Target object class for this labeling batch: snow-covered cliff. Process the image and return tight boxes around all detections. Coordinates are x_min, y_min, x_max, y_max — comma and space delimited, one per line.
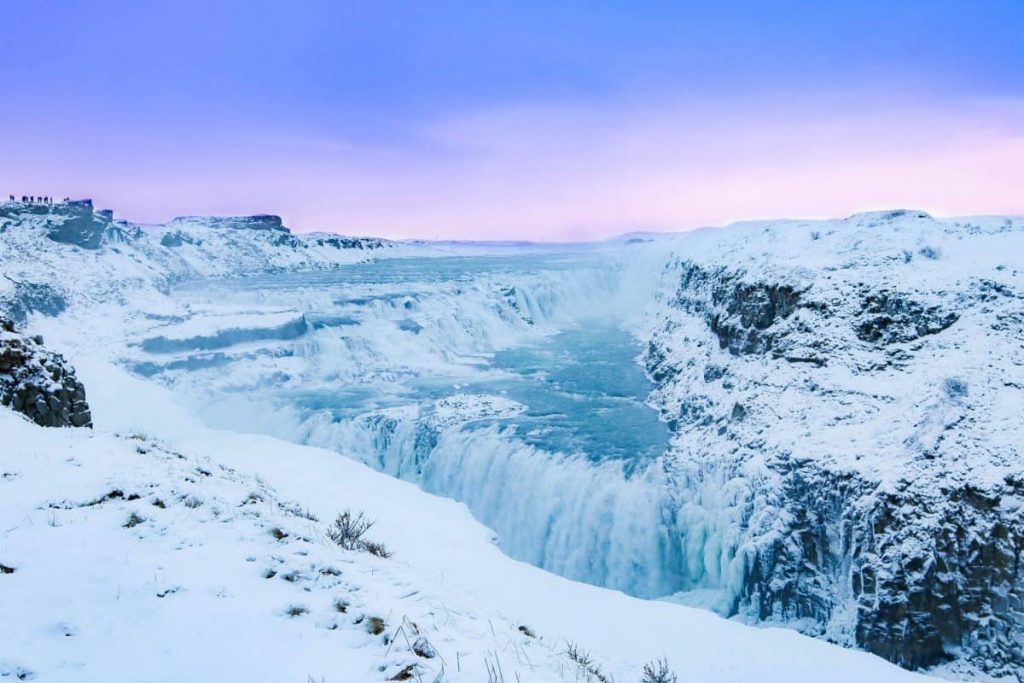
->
0, 200, 940, 683
1, 199, 1022, 680
643, 210, 1024, 676
0, 199, 393, 319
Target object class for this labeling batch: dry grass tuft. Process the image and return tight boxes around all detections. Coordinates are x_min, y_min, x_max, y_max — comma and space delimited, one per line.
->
327, 510, 392, 558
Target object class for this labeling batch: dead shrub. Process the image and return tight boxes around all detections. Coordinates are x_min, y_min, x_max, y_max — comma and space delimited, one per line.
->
389, 664, 416, 681
641, 658, 678, 683
327, 510, 392, 558
366, 616, 386, 635
565, 641, 611, 683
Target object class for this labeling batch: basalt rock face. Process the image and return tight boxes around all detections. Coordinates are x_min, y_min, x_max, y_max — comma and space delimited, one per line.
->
48, 200, 112, 249
313, 234, 386, 250
160, 230, 196, 248
740, 461, 1024, 673
171, 214, 287, 232
854, 290, 959, 346
671, 263, 829, 363
0, 317, 92, 428
643, 213, 1024, 677
1, 199, 119, 249
0, 279, 67, 325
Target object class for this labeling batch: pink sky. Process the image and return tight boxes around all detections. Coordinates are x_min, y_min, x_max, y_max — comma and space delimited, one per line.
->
5, 95, 1022, 240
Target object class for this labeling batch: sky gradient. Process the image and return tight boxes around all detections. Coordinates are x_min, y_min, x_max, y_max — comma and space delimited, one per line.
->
1, 1, 1022, 240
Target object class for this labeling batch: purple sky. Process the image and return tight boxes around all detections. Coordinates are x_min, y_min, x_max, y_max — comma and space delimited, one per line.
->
2, 1, 1021, 240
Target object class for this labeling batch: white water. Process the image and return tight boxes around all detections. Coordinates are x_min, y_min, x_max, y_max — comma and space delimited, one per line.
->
129, 244, 737, 601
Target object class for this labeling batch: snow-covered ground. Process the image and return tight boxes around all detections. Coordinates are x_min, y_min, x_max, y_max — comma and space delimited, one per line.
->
1, 364, 933, 682
3, 200, 1022, 680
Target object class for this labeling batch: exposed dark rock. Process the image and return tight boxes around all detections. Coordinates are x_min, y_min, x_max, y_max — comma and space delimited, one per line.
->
646, 251, 1024, 676
0, 277, 66, 325
703, 364, 726, 382
160, 231, 192, 248
742, 462, 1024, 675
315, 235, 386, 250
0, 317, 91, 428
645, 340, 680, 384
855, 290, 958, 345
673, 263, 810, 356
24, 199, 116, 249
173, 214, 288, 232
273, 231, 301, 248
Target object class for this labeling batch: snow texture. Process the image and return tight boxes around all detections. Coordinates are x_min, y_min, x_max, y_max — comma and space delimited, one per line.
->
2, 200, 1022, 680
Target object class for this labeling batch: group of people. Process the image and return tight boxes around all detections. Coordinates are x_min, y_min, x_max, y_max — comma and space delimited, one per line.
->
7, 195, 70, 204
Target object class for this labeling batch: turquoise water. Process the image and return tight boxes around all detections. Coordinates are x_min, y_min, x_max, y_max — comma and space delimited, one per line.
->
453, 324, 667, 469
279, 320, 667, 470
147, 250, 680, 596
168, 252, 669, 468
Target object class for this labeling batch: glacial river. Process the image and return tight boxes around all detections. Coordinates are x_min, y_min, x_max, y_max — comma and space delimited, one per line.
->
138, 247, 683, 597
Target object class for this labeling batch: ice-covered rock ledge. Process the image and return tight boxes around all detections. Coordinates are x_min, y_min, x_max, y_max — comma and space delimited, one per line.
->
0, 316, 91, 427
643, 210, 1024, 677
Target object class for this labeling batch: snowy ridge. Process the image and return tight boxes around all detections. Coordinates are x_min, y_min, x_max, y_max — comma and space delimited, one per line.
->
0, 199, 399, 320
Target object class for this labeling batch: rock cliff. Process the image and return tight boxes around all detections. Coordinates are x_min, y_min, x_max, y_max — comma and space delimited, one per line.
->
0, 317, 92, 428
643, 211, 1024, 676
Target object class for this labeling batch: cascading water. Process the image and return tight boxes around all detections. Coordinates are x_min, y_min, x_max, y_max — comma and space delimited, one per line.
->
130, 244, 732, 602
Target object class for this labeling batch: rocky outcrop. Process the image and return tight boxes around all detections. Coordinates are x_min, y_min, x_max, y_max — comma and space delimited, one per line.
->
670, 264, 831, 365
313, 235, 386, 250
49, 200, 111, 249
0, 317, 91, 428
0, 277, 66, 325
854, 289, 959, 345
644, 214, 1024, 677
1, 199, 118, 249
674, 264, 805, 355
738, 461, 1024, 675
171, 214, 287, 232
160, 230, 198, 248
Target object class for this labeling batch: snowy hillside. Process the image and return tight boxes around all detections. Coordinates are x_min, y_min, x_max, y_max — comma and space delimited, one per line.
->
1, 199, 1022, 681
0, 199, 394, 322
0, 366, 932, 683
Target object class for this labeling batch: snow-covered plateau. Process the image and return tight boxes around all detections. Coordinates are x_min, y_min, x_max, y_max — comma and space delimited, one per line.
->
1, 199, 1021, 681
